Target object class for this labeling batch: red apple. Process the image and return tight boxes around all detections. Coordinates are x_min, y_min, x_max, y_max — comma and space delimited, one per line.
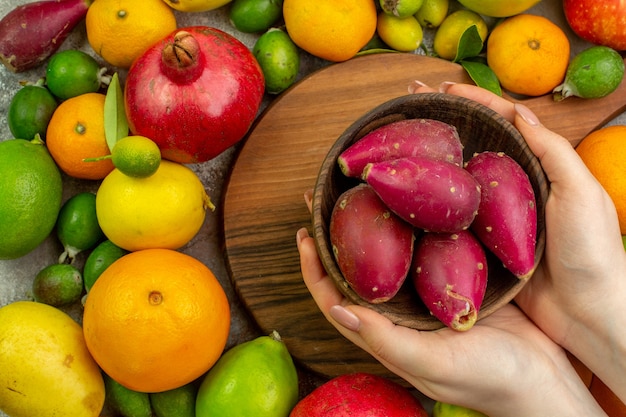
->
563, 0, 626, 50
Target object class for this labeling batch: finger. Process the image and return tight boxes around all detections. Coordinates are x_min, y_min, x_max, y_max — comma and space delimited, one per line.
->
442, 83, 517, 122
304, 189, 313, 213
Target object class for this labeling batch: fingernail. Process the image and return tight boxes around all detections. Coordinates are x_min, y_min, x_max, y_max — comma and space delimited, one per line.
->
304, 189, 313, 206
329, 305, 360, 331
296, 227, 309, 246
514, 103, 540, 126
408, 80, 428, 94
439, 81, 456, 93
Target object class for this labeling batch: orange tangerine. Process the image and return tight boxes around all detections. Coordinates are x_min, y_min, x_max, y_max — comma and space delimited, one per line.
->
82, 248, 231, 393
487, 14, 570, 97
46, 92, 114, 180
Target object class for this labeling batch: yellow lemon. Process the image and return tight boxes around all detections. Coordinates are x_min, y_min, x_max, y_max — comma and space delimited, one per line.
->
95, 160, 214, 251
162, 0, 233, 12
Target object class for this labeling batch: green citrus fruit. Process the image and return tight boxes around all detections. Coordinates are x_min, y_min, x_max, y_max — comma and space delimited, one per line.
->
46, 50, 108, 100
196, 331, 299, 417
414, 0, 449, 29
229, 0, 283, 33
380, 0, 424, 18
376, 12, 424, 52
56, 192, 104, 263
32, 263, 83, 306
150, 382, 197, 417
103, 373, 153, 417
110, 135, 162, 178
553, 45, 625, 101
253, 28, 301, 95
0, 138, 63, 260
83, 239, 128, 292
433, 9, 488, 60
7, 82, 58, 141
433, 401, 489, 416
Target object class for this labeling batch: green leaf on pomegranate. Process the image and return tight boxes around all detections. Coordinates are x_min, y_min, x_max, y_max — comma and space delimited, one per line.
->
104, 72, 129, 153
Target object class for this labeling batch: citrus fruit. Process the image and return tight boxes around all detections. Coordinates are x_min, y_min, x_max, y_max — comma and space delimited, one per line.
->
150, 382, 197, 417
433, 401, 488, 416
253, 28, 300, 95
196, 331, 299, 417
46, 92, 114, 180
229, 0, 283, 33
56, 192, 104, 263
110, 135, 162, 178
415, 0, 449, 29
376, 12, 424, 52
553, 45, 625, 101
162, 0, 232, 12
32, 263, 83, 306
95, 160, 213, 251
86, 0, 177, 68
7, 82, 58, 141
380, 0, 424, 18
487, 14, 570, 97
82, 248, 231, 393
46, 49, 108, 100
457, 0, 540, 17
575, 125, 626, 234
283, 0, 377, 62
83, 239, 128, 292
433, 9, 488, 60
0, 138, 63, 260
0, 301, 105, 417
103, 373, 153, 417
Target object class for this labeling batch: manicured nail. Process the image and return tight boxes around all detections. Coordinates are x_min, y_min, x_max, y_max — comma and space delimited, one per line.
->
329, 305, 360, 331
408, 80, 428, 94
514, 103, 540, 126
439, 81, 456, 93
296, 227, 309, 246
304, 189, 313, 206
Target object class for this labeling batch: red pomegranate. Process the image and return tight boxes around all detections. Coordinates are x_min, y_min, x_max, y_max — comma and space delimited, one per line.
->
124, 26, 265, 163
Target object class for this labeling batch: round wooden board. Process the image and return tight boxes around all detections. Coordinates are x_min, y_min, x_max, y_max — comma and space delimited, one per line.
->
222, 53, 626, 381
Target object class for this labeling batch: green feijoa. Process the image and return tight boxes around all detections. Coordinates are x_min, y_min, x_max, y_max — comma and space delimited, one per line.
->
253, 28, 300, 95
83, 239, 128, 292
32, 263, 83, 306
415, 0, 449, 29
46, 50, 109, 100
7, 82, 58, 140
229, 0, 283, 33
56, 192, 104, 263
380, 0, 424, 18
104, 373, 152, 417
553, 45, 625, 101
150, 382, 197, 417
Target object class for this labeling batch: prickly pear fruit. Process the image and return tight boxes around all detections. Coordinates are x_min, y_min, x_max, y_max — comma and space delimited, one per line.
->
330, 184, 415, 303
465, 151, 537, 279
290, 373, 428, 417
411, 230, 488, 331
363, 156, 481, 233
338, 118, 463, 178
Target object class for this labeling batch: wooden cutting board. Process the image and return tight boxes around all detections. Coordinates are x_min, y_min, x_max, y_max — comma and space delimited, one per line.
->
222, 53, 626, 381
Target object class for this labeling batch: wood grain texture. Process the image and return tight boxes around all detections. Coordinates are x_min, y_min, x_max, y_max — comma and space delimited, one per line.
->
222, 53, 626, 381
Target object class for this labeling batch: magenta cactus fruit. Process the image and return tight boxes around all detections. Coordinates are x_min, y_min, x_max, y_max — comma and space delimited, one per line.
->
329, 184, 415, 303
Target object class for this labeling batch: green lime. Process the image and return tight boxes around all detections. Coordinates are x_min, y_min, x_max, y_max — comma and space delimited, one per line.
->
196, 331, 299, 417
229, 0, 283, 33
433, 9, 488, 60
0, 138, 63, 260
150, 382, 197, 417
83, 239, 128, 292
103, 373, 153, 417
7, 81, 58, 141
111, 135, 162, 178
32, 263, 83, 306
553, 46, 625, 101
46, 49, 110, 100
376, 12, 424, 52
380, 0, 424, 18
56, 192, 104, 263
433, 401, 489, 417
253, 28, 300, 95
414, 0, 449, 29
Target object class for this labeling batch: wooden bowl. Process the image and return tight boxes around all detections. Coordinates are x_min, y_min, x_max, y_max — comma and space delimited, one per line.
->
312, 93, 549, 330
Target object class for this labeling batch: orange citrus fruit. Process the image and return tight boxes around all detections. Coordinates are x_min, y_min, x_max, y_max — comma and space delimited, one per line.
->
82, 248, 231, 393
86, 0, 177, 68
46, 92, 114, 180
575, 125, 626, 234
487, 14, 570, 97
283, 0, 377, 62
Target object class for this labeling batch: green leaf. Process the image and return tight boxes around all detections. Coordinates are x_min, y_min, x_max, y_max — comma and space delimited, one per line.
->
461, 60, 503, 96
104, 72, 129, 153
454, 25, 484, 63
